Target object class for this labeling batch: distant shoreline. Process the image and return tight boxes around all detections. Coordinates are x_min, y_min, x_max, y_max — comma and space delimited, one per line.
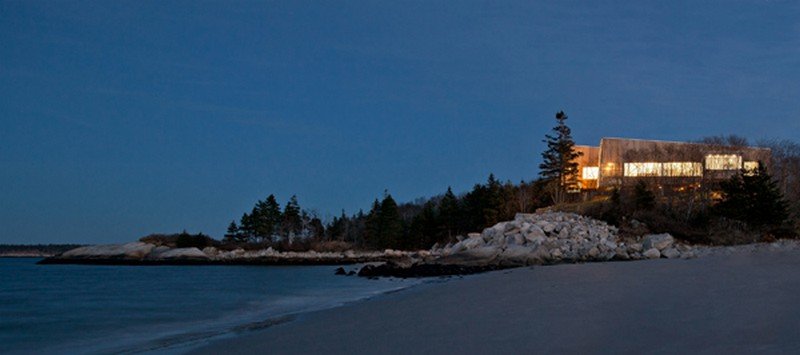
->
36, 257, 380, 266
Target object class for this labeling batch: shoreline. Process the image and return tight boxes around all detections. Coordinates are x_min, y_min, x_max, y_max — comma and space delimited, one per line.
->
36, 256, 385, 267
141, 273, 429, 354
190, 245, 800, 354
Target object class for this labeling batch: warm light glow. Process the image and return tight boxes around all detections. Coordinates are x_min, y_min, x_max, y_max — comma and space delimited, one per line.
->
624, 162, 662, 177
744, 161, 759, 171
705, 154, 742, 170
663, 162, 703, 177
582, 166, 599, 180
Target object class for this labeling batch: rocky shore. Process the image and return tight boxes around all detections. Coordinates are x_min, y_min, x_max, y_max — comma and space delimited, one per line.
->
38, 242, 416, 266
358, 212, 698, 277
41, 212, 797, 276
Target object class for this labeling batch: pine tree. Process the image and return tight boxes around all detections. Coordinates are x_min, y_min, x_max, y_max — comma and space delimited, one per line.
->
282, 195, 302, 238
364, 199, 381, 247
239, 212, 254, 242
253, 195, 281, 243
439, 186, 459, 240
410, 201, 438, 249
484, 174, 503, 226
539, 111, 582, 203
223, 220, 240, 242
377, 193, 403, 249
633, 180, 656, 210
714, 165, 789, 228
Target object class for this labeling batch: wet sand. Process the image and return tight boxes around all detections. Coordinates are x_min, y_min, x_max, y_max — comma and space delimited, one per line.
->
192, 247, 800, 354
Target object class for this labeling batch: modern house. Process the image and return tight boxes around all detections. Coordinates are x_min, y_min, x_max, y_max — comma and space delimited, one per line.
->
574, 138, 771, 191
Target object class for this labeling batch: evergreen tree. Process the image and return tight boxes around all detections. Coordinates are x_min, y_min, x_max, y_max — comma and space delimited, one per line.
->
439, 186, 459, 240
410, 201, 439, 249
256, 195, 282, 242
377, 193, 403, 249
239, 212, 254, 241
539, 111, 583, 203
281, 195, 302, 237
633, 180, 656, 210
714, 165, 789, 228
483, 174, 503, 226
223, 220, 240, 242
364, 199, 381, 247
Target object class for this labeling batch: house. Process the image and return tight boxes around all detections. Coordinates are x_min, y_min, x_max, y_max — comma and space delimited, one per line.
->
574, 137, 771, 191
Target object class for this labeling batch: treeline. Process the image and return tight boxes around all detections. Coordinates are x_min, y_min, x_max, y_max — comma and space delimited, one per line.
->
223, 195, 325, 245
0, 244, 84, 256
223, 175, 552, 251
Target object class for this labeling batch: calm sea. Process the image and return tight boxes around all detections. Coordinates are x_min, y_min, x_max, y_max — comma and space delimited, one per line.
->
0, 258, 420, 354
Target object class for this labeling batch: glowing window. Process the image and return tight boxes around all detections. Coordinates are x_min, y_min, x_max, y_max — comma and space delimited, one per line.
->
663, 162, 703, 177
624, 162, 662, 177
582, 167, 599, 180
705, 154, 742, 170
744, 161, 759, 171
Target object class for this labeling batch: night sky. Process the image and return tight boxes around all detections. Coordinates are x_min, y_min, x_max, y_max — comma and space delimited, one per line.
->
2, 1, 798, 244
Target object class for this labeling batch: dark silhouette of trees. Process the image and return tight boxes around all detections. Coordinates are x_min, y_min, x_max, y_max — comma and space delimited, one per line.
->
225, 175, 554, 250
540, 111, 582, 203
714, 165, 789, 229
633, 180, 656, 210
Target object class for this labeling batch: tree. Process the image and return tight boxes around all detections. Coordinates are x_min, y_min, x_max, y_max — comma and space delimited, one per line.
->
409, 201, 439, 249
364, 199, 381, 247
281, 195, 302, 238
483, 174, 503, 226
253, 195, 282, 243
439, 187, 459, 240
714, 165, 789, 229
239, 213, 254, 241
633, 180, 656, 210
539, 111, 583, 203
223, 220, 241, 243
377, 193, 403, 249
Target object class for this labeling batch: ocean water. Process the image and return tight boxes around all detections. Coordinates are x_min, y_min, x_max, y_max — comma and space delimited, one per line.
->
0, 258, 420, 354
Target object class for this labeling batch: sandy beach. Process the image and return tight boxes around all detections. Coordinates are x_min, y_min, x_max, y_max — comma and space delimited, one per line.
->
193, 246, 800, 354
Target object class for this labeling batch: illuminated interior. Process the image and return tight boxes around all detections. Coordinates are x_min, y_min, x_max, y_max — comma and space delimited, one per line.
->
705, 154, 742, 170
623, 162, 662, 177
582, 166, 599, 180
744, 161, 759, 171
662, 162, 703, 177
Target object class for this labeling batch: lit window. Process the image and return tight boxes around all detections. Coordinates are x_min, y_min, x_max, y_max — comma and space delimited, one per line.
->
624, 162, 662, 177
663, 162, 703, 177
582, 167, 599, 180
744, 161, 759, 176
705, 154, 742, 170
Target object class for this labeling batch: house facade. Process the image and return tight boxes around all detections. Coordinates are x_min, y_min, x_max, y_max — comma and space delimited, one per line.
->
575, 138, 771, 191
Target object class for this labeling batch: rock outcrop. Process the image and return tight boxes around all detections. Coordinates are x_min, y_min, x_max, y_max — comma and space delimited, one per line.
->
59, 242, 155, 260
39, 243, 413, 265
426, 212, 695, 267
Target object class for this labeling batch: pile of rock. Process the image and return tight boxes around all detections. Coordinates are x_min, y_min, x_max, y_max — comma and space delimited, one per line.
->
428, 212, 694, 267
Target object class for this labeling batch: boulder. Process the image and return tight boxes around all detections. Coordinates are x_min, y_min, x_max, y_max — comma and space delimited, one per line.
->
442, 246, 501, 266
643, 233, 675, 251
152, 247, 209, 260
614, 247, 630, 260
643, 248, 661, 259
61, 242, 155, 260
524, 225, 546, 239
462, 236, 485, 249
662, 248, 681, 259
498, 245, 533, 266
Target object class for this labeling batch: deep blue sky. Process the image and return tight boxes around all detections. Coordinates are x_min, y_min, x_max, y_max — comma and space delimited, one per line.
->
2, 1, 798, 244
